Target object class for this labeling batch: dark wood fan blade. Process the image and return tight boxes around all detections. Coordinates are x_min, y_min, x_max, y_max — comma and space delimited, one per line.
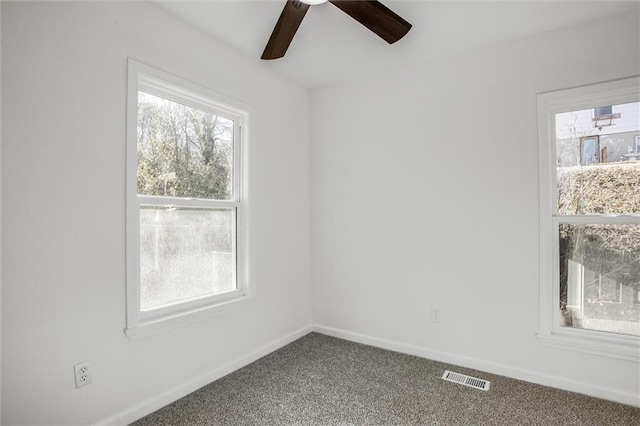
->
329, 0, 411, 44
262, 1, 311, 60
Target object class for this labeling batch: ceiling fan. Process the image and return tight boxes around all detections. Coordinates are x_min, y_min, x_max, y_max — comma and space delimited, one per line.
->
261, 0, 412, 60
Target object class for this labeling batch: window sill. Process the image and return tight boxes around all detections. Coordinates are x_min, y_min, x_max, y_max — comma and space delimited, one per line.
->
537, 329, 639, 362
125, 294, 256, 340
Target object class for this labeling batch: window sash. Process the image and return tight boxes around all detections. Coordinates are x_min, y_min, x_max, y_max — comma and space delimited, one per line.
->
550, 218, 639, 335
136, 89, 243, 203
137, 200, 240, 312
138, 195, 240, 210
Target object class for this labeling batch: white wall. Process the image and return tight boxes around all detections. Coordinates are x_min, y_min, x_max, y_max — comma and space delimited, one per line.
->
310, 10, 640, 405
1, 2, 311, 424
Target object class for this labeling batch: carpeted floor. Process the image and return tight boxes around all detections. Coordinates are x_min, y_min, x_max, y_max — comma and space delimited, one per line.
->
132, 332, 640, 425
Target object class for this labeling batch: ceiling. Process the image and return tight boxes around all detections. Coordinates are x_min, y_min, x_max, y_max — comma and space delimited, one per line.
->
155, 0, 639, 88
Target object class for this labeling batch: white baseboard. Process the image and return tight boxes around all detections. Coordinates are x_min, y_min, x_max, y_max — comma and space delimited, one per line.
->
100, 325, 314, 426
98, 323, 638, 425
312, 325, 640, 408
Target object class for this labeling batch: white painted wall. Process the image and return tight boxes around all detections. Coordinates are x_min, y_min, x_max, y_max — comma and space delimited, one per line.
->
310, 10, 640, 406
1, 2, 311, 424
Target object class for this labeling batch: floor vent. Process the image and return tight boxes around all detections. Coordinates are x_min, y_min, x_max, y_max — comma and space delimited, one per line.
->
442, 370, 490, 391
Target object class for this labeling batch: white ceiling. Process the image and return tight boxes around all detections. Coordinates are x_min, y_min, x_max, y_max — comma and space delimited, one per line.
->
155, 1, 639, 88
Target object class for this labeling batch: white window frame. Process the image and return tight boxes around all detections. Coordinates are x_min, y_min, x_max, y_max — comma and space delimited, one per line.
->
537, 76, 640, 361
125, 59, 254, 339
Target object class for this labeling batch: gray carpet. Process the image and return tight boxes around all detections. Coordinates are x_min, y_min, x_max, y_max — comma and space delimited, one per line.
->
132, 332, 640, 425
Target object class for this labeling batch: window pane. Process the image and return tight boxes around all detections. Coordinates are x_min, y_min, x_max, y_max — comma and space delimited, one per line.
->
137, 91, 234, 200
594, 105, 612, 117
559, 223, 640, 336
555, 102, 640, 215
139, 206, 236, 312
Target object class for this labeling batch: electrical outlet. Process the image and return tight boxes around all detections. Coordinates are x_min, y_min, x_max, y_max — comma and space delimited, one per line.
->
431, 307, 442, 324
74, 361, 92, 388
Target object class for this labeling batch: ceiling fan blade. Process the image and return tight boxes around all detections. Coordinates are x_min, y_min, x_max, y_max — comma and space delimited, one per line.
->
262, 1, 311, 60
329, 0, 411, 44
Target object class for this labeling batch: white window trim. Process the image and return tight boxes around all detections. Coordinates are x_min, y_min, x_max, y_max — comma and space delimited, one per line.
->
125, 59, 255, 339
536, 76, 640, 362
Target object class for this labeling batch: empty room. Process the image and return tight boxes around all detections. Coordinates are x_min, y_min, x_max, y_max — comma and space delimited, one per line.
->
1, 1, 639, 424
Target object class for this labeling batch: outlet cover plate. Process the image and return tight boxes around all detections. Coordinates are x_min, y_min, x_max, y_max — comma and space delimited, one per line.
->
74, 361, 92, 388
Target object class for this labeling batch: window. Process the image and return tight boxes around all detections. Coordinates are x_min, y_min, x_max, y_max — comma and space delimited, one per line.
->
537, 76, 640, 361
125, 60, 253, 338
593, 105, 613, 117
579, 136, 600, 165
